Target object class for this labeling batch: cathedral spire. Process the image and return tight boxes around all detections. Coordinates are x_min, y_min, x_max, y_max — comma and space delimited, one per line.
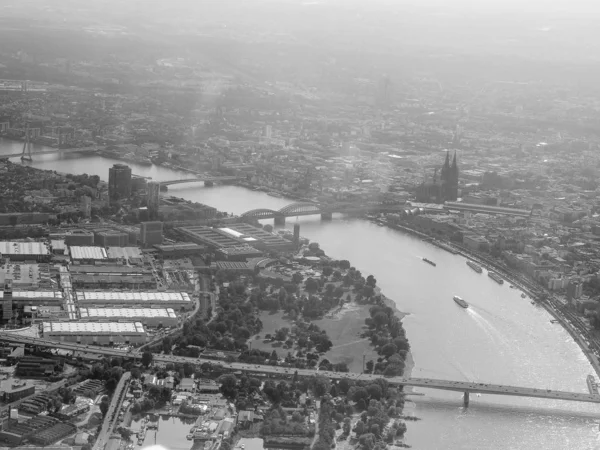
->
451, 151, 457, 170
444, 150, 450, 169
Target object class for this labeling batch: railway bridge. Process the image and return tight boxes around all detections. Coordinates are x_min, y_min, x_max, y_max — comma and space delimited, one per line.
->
241, 201, 403, 224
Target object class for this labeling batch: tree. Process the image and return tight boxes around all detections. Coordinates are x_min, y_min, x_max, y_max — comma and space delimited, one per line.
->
292, 273, 304, 284
366, 360, 374, 373
322, 266, 333, 277
313, 376, 331, 398
8, 216, 17, 227
305, 277, 318, 293
355, 420, 366, 435
142, 351, 153, 367
99, 397, 109, 416
343, 418, 352, 435
219, 374, 238, 399
367, 384, 382, 400
381, 343, 398, 358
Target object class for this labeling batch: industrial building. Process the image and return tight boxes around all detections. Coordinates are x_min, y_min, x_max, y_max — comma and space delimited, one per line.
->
0, 290, 63, 306
3, 384, 35, 402
75, 291, 193, 311
71, 274, 156, 290
176, 225, 243, 248
140, 221, 163, 246
220, 224, 295, 252
0, 242, 50, 262
79, 307, 178, 327
69, 246, 108, 264
63, 230, 95, 247
94, 230, 130, 247
108, 163, 132, 201
154, 243, 205, 259
42, 321, 147, 345
106, 246, 143, 261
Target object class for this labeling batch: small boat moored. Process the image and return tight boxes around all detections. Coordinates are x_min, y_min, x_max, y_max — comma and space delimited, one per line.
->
423, 258, 437, 267
466, 260, 483, 273
488, 271, 504, 284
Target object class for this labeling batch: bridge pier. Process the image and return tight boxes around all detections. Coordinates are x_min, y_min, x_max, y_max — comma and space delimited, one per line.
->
204, 181, 214, 187
274, 216, 286, 226
321, 212, 332, 221
463, 391, 470, 407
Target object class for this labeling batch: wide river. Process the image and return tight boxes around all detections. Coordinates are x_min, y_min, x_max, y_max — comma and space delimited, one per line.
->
4, 140, 600, 449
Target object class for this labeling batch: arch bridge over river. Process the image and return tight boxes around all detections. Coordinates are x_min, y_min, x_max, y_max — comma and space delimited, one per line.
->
241, 201, 403, 224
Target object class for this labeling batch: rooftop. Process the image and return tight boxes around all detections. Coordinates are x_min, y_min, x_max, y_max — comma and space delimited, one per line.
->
70, 246, 108, 261
76, 291, 192, 303
80, 307, 177, 319
43, 321, 145, 334
0, 242, 49, 256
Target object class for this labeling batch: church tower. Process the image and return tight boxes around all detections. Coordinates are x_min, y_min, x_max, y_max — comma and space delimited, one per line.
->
448, 151, 459, 201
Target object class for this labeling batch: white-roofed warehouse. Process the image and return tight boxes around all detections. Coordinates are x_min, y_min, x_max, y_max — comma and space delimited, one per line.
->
42, 321, 146, 345
75, 291, 193, 311
79, 307, 178, 328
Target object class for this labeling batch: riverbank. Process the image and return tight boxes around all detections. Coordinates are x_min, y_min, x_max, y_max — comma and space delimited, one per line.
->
378, 216, 600, 388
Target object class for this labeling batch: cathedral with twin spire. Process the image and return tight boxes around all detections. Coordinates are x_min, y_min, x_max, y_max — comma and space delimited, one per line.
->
415, 151, 459, 203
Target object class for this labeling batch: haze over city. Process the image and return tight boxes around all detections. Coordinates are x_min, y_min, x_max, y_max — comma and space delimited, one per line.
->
0, 1, 598, 450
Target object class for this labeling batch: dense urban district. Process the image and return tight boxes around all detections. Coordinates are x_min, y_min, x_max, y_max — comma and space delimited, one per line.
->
0, 2, 599, 450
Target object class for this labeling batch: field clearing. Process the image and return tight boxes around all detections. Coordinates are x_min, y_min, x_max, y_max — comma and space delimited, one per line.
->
249, 310, 289, 353
248, 304, 379, 373
314, 303, 378, 373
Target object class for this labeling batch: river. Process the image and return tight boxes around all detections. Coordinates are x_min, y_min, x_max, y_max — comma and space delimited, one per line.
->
4, 140, 600, 449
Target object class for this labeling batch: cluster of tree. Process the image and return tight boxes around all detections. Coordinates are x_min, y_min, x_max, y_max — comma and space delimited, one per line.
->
131, 398, 158, 414
174, 281, 263, 354
78, 357, 127, 393
261, 406, 310, 437
312, 402, 336, 450
318, 359, 349, 373
363, 305, 409, 377
64, 173, 100, 189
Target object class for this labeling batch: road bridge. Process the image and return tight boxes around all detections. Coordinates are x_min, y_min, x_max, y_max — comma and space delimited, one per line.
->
1, 333, 597, 407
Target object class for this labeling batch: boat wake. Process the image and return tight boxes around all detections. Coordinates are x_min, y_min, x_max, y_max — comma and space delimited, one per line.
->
468, 309, 510, 348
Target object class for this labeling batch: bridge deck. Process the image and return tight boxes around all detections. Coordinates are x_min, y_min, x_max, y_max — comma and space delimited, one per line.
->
1, 333, 597, 404
3, 147, 99, 158
162, 176, 241, 186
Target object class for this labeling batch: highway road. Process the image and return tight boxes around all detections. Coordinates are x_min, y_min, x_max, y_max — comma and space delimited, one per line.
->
1, 333, 598, 405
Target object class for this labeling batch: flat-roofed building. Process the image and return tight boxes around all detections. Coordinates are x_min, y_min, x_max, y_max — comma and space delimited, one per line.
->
0, 290, 63, 306
106, 247, 143, 261
0, 242, 50, 262
42, 321, 146, 345
176, 226, 242, 248
69, 246, 108, 264
71, 273, 156, 290
79, 307, 178, 327
75, 291, 193, 311
154, 243, 205, 259
221, 224, 295, 252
